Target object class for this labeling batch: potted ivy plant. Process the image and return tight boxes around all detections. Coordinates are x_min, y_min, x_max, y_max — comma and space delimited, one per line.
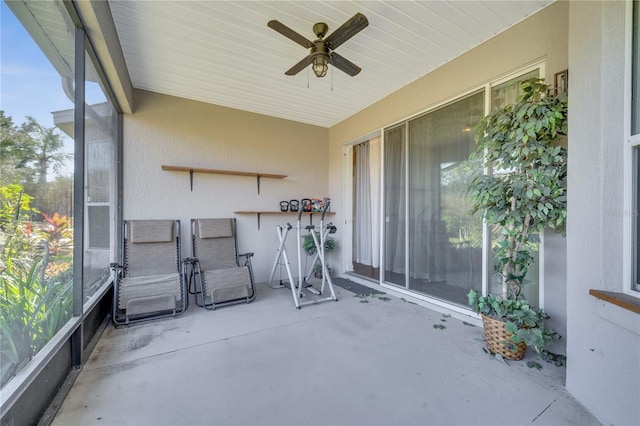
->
467, 78, 568, 360
467, 290, 559, 359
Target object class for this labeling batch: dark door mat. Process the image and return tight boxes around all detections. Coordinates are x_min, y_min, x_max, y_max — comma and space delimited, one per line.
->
332, 277, 384, 296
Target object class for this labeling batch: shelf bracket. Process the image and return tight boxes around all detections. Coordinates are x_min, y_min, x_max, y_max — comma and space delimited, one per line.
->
162, 165, 286, 194
257, 212, 261, 230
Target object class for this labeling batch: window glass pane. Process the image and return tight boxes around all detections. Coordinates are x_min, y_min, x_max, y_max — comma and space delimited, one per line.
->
384, 125, 407, 287
84, 54, 117, 300
406, 92, 485, 306
491, 69, 539, 109
633, 0, 640, 135
634, 148, 640, 291
0, 0, 75, 387
632, 1, 640, 292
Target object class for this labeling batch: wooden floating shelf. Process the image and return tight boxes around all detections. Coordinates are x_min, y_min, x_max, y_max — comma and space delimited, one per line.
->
161, 165, 287, 179
234, 211, 335, 214
161, 165, 286, 193
234, 210, 336, 230
589, 289, 640, 315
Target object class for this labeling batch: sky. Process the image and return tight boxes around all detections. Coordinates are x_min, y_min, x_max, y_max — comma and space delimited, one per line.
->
1, 1, 108, 177
1, 1, 74, 130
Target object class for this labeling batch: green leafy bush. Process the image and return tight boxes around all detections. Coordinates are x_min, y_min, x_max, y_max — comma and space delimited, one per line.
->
0, 185, 73, 387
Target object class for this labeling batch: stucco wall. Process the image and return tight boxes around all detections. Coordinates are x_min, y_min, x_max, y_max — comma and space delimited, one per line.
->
123, 89, 329, 281
567, 2, 640, 425
328, 1, 569, 338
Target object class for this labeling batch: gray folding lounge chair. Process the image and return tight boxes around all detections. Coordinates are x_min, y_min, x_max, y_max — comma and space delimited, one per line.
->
188, 218, 256, 309
112, 220, 187, 325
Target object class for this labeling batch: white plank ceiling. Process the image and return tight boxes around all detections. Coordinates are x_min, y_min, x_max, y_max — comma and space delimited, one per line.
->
108, 1, 553, 128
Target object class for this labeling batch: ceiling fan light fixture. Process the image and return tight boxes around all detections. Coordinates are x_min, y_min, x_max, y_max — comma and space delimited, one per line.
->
311, 53, 329, 78
269, 13, 368, 78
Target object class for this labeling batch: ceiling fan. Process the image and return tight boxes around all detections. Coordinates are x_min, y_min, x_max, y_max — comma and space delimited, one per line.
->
268, 13, 369, 78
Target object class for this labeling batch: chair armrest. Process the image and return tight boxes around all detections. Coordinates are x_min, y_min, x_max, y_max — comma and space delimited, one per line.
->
110, 263, 122, 281
238, 252, 254, 267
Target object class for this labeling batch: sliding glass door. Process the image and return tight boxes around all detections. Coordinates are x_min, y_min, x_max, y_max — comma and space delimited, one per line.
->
379, 68, 543, 308
384, 91, 485, 306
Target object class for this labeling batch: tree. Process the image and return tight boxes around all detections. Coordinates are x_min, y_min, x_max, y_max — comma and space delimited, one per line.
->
1, 113, 74, 216
0, 111, 35, 186
19, 116, 72, 184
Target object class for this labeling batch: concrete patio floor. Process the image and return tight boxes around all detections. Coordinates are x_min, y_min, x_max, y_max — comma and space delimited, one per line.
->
51, 279, 599, 426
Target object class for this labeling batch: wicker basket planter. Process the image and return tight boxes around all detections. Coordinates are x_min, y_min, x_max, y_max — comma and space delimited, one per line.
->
481, 314, 527, 360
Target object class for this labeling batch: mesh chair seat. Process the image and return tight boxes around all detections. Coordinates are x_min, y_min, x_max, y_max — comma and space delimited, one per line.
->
118, 272, 182, 309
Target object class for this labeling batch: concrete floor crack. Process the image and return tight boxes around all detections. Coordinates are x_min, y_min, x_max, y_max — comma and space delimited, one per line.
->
531, 398, 557, 423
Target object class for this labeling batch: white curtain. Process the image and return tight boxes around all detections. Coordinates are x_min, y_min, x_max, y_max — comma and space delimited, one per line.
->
353, 142, 371, 265
369, 137, 381, 268
353, 137, 381, 268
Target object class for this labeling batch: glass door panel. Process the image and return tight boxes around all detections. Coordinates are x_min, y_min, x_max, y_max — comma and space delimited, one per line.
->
490, 69, 538, 109
380, 68, 544, 307
383, 125, 406, 287
406, 92, 485, 306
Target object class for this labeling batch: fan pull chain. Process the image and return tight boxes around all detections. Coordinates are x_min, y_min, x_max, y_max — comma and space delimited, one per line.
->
307, 66, 310, 89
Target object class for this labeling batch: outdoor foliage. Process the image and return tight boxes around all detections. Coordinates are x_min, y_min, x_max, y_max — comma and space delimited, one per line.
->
1, 112, 76, 387
441, 159, 484, 249
0, 184, 36, 231
0, 111, 73, 217
0, 184, 73, 388
1, 113, 72, 185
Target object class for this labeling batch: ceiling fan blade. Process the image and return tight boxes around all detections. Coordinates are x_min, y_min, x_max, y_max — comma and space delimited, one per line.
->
268, 20, 314, 49
285, 55, 311, 75
331, 52, 361, 76
324, 13, 369, 50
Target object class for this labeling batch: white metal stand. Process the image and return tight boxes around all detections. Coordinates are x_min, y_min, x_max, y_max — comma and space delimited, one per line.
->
269, 199, 338, 309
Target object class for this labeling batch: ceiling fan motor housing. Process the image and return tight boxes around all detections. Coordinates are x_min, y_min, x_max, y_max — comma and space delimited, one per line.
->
313, 22, 328, 38
311, 42, 329, 58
